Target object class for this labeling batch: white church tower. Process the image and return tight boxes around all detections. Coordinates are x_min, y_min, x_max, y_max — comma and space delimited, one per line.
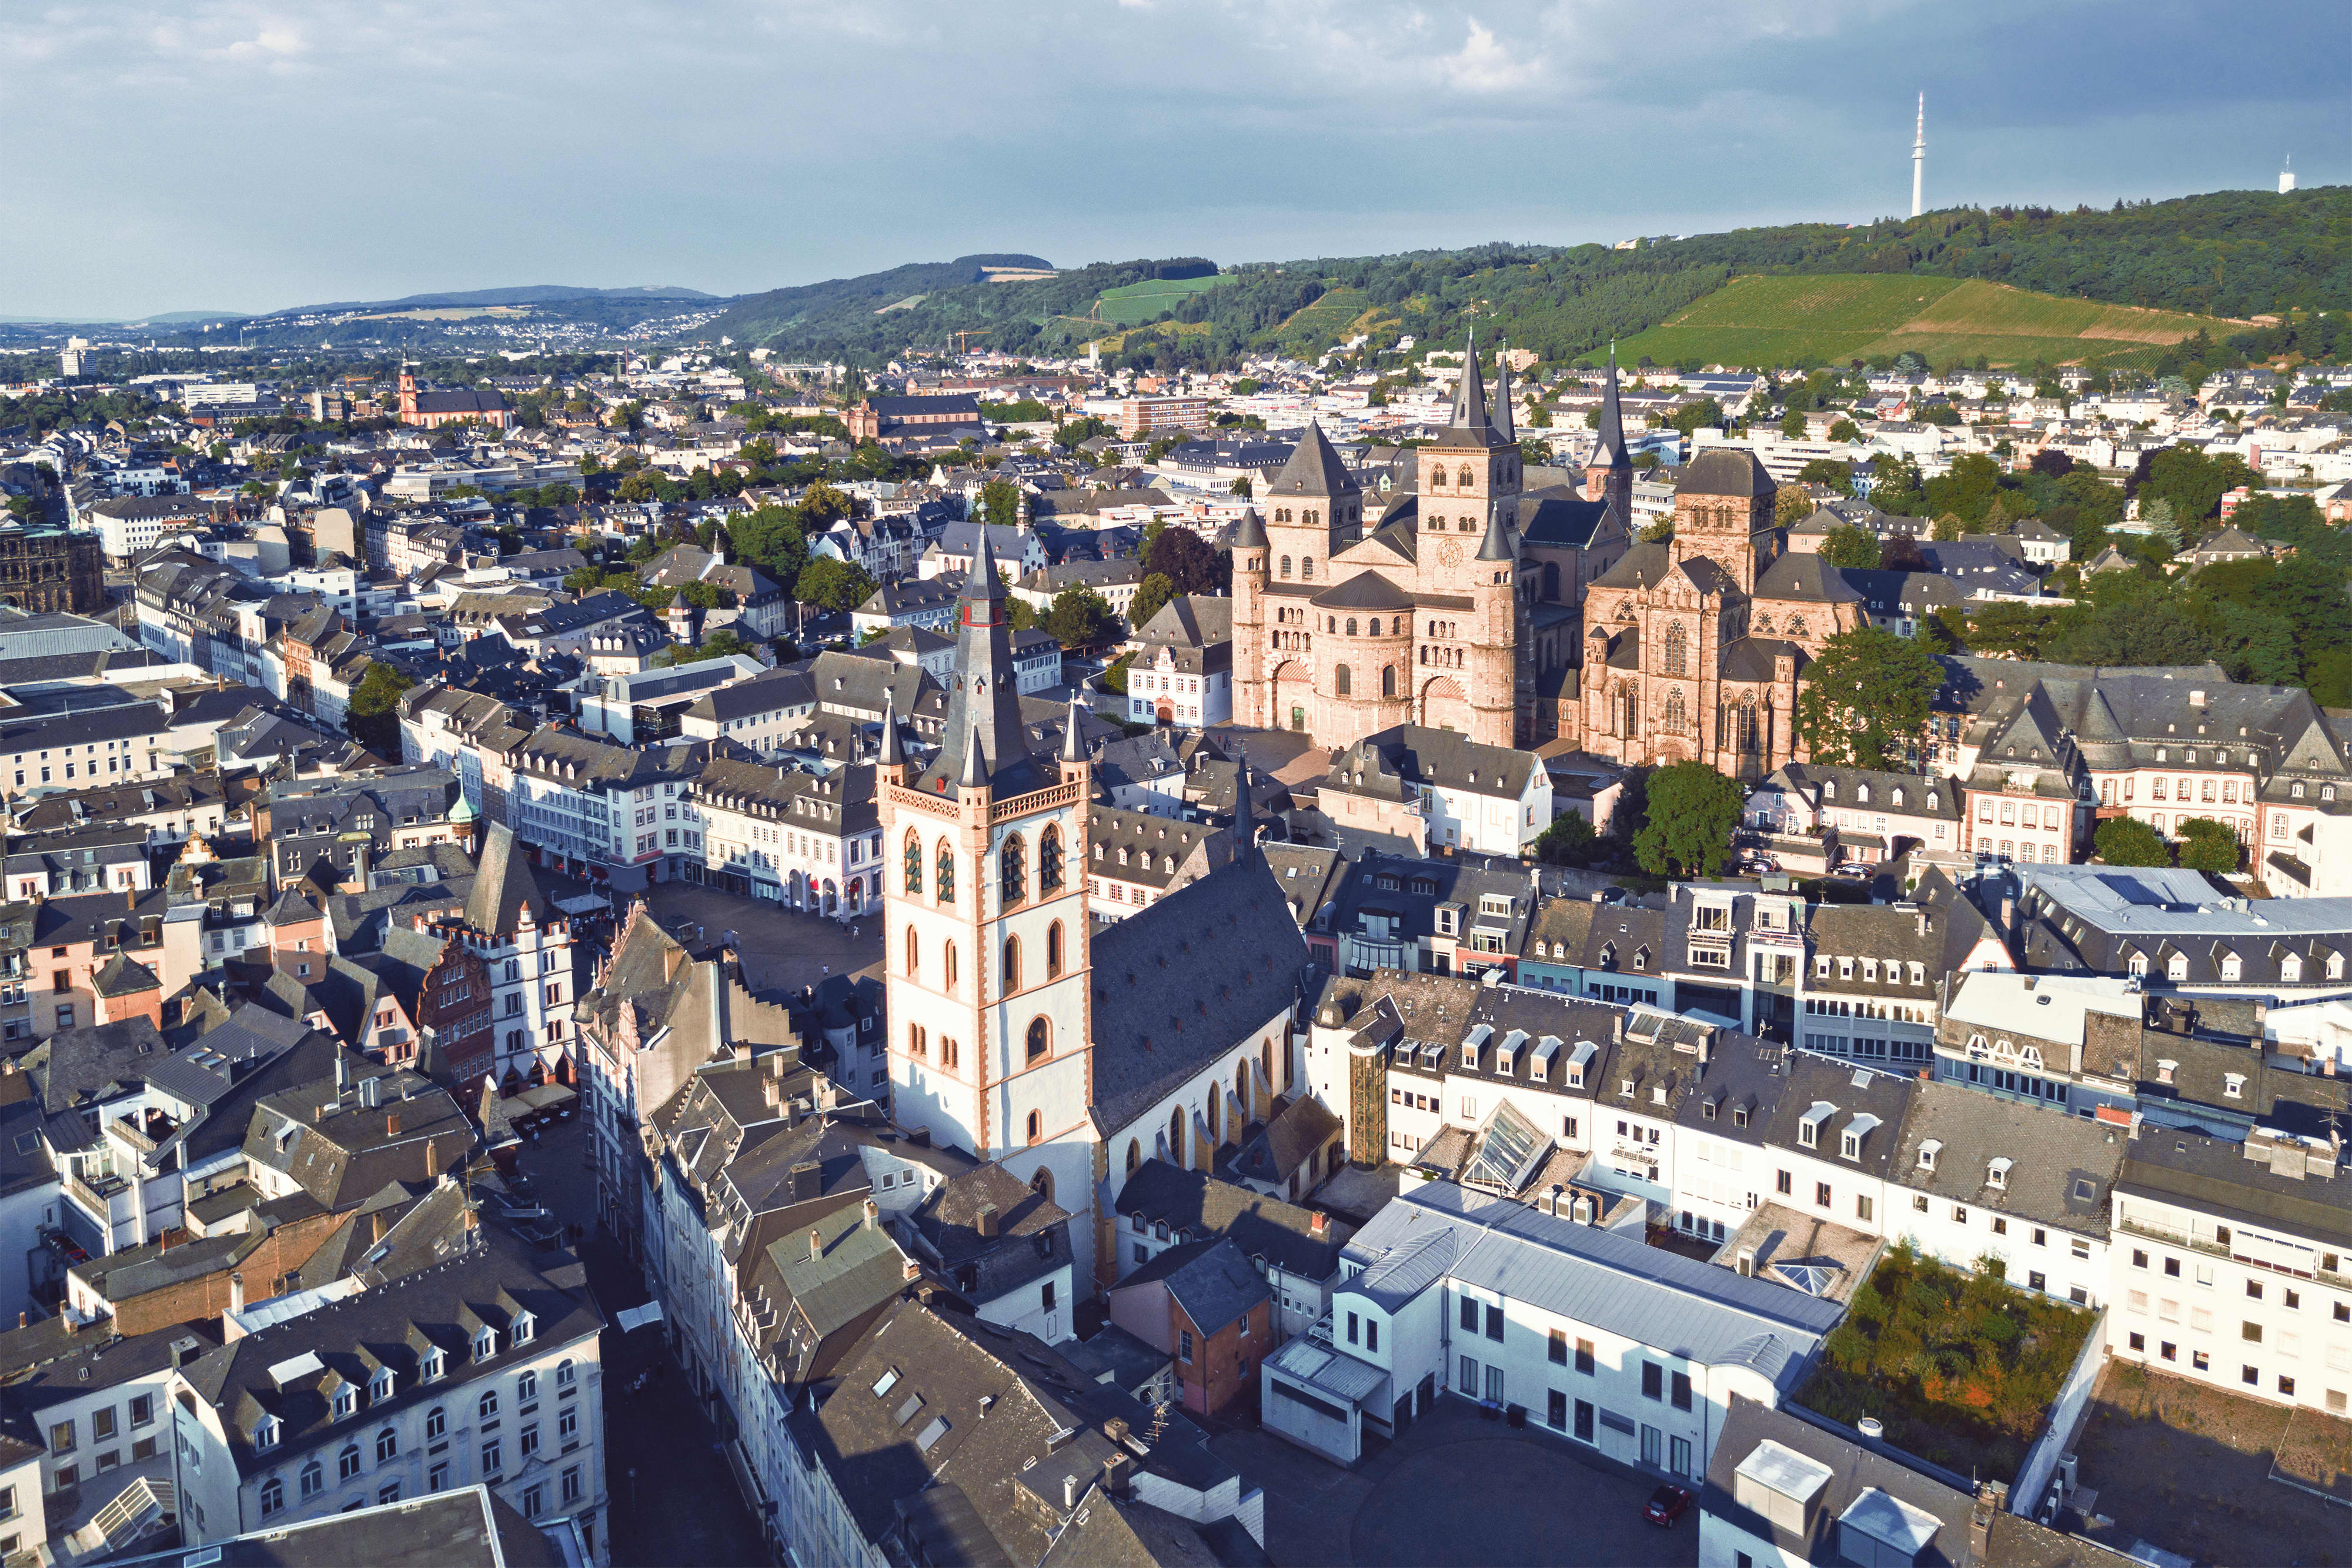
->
878, 531, 1102, 1278
1912, 93, 1926, 218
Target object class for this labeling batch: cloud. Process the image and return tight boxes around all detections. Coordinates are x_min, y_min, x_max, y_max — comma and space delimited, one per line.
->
1438, 16, 1545, 92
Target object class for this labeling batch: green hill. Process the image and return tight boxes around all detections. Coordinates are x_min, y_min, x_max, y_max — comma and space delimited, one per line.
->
1613, 274, 2235, 371
699, 186, 2349, 373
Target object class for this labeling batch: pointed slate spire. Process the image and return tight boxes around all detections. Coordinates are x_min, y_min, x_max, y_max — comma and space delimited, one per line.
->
927, 513, 1034, 796
877, 687, 905, 767
1492, 340, 1516, 444
1476, 503, 1516, 562
1231, 738, 1259, 864
1592, 345, 1632, 473
1229, 506, 1269, 550
958, 717, 989, 791
1060, 690, 1088, 764
1451, 327, 1494, 436
1266, 421, 1358, 501
967, 524, 1008, 600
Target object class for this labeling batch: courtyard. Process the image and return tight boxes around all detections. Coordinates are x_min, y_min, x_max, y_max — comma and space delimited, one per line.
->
1213, 1396, 1695, 1568
637, 876, 884, 994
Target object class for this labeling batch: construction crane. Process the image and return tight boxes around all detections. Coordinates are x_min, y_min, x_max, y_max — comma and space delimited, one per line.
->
947, 330, 991, 355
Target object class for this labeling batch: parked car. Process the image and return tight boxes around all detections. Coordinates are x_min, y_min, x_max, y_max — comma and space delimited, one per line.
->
1645, 1485, 1693, 1527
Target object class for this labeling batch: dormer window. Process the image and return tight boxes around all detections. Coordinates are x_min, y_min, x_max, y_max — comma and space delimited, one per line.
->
1856, 784, 1871, 804
1917, 1140, 1940, 1172
474, 1328, 498, 1362
2292, 781, 2306, 800
2223, 1073, 2245, 1100
2166, 954, 2188, 982
1823, 781, 1838, 801
1798, 1102, 1834, 1149
1732, 1105, 1749, 1128
333, 1386, 356, 1419
1620, 1078, 1635, 1098
422, 1348, 445, 1382
1988, 1157, 2012, 1190
370, 1369, 394, 1403
512, 1310, 536, 1346
1927, 791, 1938, 810
2218, 951, 2241, 982
255, 1414, 280, 1453
1891, 788, 1905, 808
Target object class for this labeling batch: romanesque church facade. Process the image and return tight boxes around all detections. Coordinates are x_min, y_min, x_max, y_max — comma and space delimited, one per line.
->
1231, 339, 1862, 778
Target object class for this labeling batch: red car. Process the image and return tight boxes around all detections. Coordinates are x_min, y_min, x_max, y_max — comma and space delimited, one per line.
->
1644, 1485, 1693, 1527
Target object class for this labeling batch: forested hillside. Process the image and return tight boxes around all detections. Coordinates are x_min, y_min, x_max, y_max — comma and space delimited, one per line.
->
707, 186, 2348, 372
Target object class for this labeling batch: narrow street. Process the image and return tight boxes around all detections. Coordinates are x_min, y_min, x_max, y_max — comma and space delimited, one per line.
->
514, 1118, 769, 1567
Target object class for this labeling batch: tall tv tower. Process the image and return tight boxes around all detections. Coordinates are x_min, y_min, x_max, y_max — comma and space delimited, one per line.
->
1911, 93, 1926, 218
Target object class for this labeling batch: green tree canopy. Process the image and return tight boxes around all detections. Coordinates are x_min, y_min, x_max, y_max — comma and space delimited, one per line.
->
1128, 572, 1176, 633
1144, 524, 1227, 596
2093, 817, 2170, 867
795, 557, 876, 612
1819, 525, 1881, 570
1669, 398, 1725, 437
1534, 810, 1600, 868
345, 663, 415, 757
1792, 625, 1942, 770
978, 480, 1022, 530
1043, 586, 1119, 648
2173, 817, 2241, 874
1962, 601, 2059, 660
1633, 763, 1744, 879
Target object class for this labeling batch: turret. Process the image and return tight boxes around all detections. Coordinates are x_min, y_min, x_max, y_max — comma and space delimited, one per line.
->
876, 688, 907, 787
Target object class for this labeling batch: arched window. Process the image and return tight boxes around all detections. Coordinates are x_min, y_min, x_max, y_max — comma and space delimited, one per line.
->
903, 830, 923, 895
1279, 555, 1292, 578
1025, 1109, 1042, 1145
1126, 1139, 1141, 1176
1301, 557, 1314, 581
1856, 784, 1872, 804
260, 1477, 283, 1517
1261, 1041, 1274, 1094
1458, 466, 1474, 487
1031, 1168, 1054, 1203
1662, 621, 1688, 678
1334, 664, 1351, 696
1382, 665, 1396, 697
1206, 1093, 1221, 1142
1045, 921, 1064, 978
376, 1426, 397, 1462
1235, 1060, 1250, 1112
935, 840, 955, 903
1000, 834, 1025, 906
1431, 467, 1448, 487
300, 1460, 324, 1499
1170, 1104, 1185, 1162
339, 1443, 362, 1481
904, 925, 918, 978
425, 1406, 447, 1440
1002, 936, 1021, 992
1039, 826, 1063, 892
479, 1390, 499, 1422
1664, 688, 1688, 732
944, 941, 959, 994
1026, 1017, 1050, 1062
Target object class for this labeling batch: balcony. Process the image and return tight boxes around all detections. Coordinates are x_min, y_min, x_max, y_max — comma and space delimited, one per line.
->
65, 1171, 128, 1215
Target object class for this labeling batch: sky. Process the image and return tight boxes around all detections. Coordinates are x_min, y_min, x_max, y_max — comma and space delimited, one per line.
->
4, 0, 2344, 319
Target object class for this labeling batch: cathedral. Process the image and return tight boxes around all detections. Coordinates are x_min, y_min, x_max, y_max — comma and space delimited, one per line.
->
1232, 337, 1863, 778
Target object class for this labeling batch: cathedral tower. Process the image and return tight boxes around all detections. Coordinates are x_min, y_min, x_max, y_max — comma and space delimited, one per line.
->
880, 533, 1098, 1263
1228, 506, 1271, 731
1583, 349, 1634, 529
1414, 333, 1524, 744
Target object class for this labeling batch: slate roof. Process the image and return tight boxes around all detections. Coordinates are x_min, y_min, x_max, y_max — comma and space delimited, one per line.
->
1755, 550, 1865, 603
461, 821, 547, 938
1086, 853, 1311, 1136
2117, 1126, 2352, 1248
909, 1163, 1073, 1305
1112, 1235, 1269, 1333
1892, 1077, 2125, 1235
1264, 422, 1360, 500
1113, 1160, 1351, 1280
1679, 448, 1775, 498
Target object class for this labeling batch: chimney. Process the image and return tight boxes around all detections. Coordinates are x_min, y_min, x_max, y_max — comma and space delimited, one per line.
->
387, 1110, 402, 1138
335, 1054, 350, 1093
863, 1199, 879, 1232
807, 1228, 823, 1262
1309, 1211, 1328, 1236
1063, 1474, 1079, 1511
425, 1138, 442, 1177
361, 1074, 380, 1109
762, 1076, 780, 1110
15, 1312, 24, 1329
903, 1258, 921, 1282
1105, 1417, 1130, 1446
977, 1205, 1000, 1239
1970, 1483, 2003, 1559
228, 1272, 245, 1316
790, 1161, 820, 1203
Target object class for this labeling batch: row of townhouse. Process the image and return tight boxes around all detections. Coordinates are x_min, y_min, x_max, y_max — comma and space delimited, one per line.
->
1306, 964, 2352, 1421
1937, 658, 2352, 897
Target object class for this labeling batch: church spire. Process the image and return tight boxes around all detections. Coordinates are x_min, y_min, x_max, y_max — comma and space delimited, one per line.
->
1451, 327, 1494, 437
1231, 739, 1261, 864
1492, 339, 1516, 444
876, 688, 905, 768
1592, 345, 1631, 473
922, 523, 1037, 797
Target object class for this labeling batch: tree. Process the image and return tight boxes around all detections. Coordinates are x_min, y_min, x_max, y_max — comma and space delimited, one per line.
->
2139, 496, 2179, 552
1633, 763, 1744, 879
1792, 625, 1942, 770
1144, 524, 1226, 596
978, 480, 1022, 531
1043, 586, 1118, 648
1828, 417, 1862, 443
1128, 572, 1176, 632
1773, 488, 1815, 529
1797, 459, 1855, 496
1780, 408, 1806, 440
794, 558, 876, 612
1534, 810, 1601, 868
1820, 525, 1881, 570
2174, 817, 2241, 874
1669, 398, 1725, 438
2044, 598, 2207, 666
2093, 817, 2170, 867
345, 662, 415, 757
1963, 601, 2058, 660
730, 504, 808, 587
